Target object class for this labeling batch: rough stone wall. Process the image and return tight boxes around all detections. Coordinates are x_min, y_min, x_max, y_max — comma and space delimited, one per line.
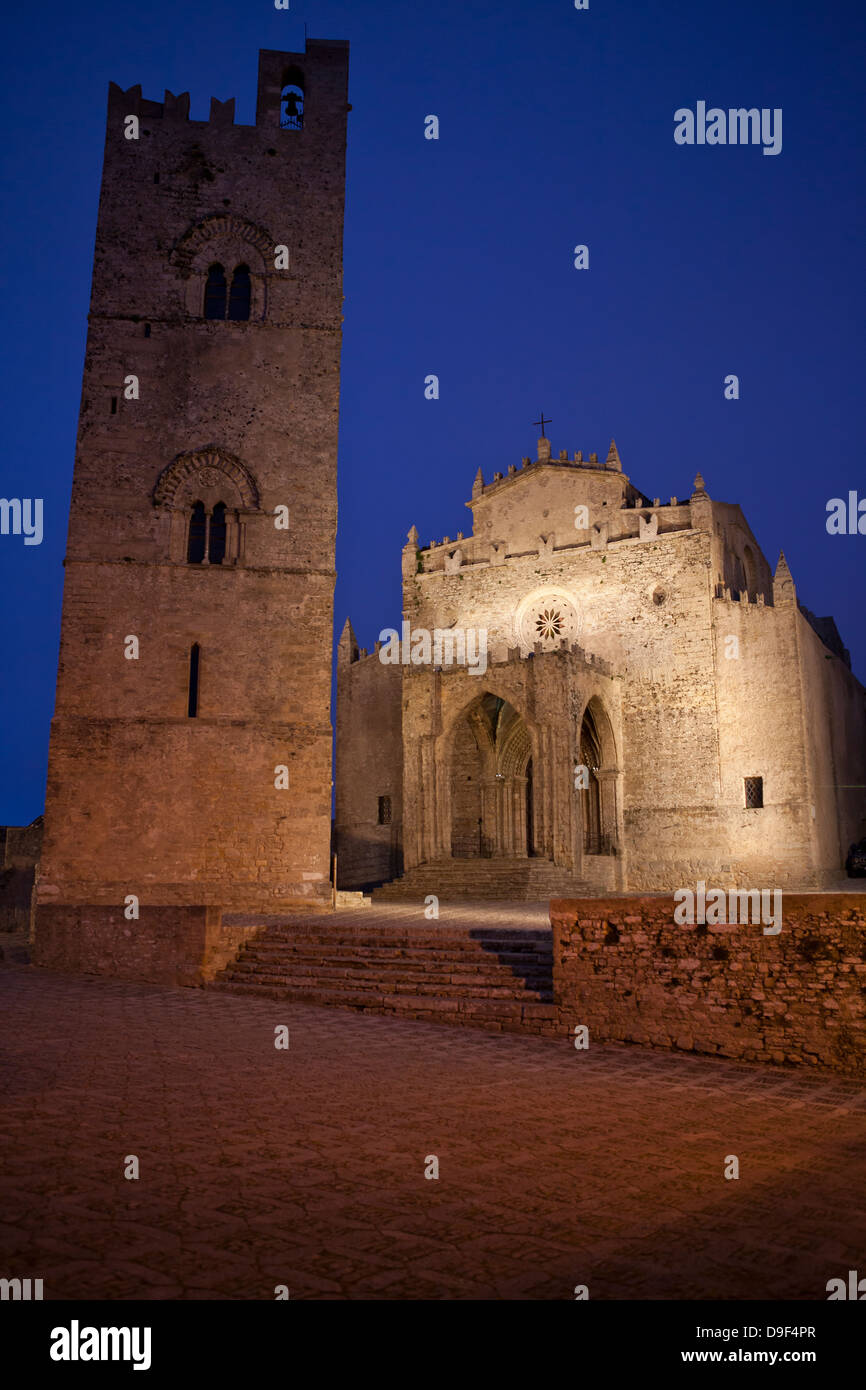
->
0, 819, 42, 932
33, 904, 259, 986
334, 648, 403, 888
37, 43, 349, 932
551, 895, 866, 1075
796, 608, 866, 878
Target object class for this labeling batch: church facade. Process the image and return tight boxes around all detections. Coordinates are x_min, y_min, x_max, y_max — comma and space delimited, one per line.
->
336, 436, 866, 893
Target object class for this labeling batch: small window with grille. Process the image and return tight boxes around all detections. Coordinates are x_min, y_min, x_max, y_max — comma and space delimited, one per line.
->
744, 776, 763, 809
378, 795, 392, 825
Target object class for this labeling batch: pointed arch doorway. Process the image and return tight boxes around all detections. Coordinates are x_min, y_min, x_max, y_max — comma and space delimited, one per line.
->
449, 694, 534, 858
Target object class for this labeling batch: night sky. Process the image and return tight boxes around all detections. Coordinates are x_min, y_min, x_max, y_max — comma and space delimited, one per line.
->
1, 0, 864, 825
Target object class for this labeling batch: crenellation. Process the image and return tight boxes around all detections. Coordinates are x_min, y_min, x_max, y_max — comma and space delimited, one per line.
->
36, 42, 350, 979
337, 426, 865, 894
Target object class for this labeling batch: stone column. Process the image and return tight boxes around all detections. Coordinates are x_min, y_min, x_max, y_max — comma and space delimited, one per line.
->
481, 778, 502, 856
500, 778, 514, 850
420, 739, 435, 864
597, 767, 619, 854
540, 726, 553, 859
512, 776, 528, 857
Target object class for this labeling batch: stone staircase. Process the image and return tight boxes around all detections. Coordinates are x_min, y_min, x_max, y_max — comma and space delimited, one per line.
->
372, 857, 591, 902
209, 913, 560, 1035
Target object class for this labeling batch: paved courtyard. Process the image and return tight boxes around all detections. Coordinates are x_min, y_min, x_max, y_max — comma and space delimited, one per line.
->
1, 959, 864, 1300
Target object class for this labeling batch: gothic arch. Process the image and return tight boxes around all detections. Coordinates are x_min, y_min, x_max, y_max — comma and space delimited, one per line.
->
578, 695, 620, 856
498, 712, 532, 777
579, 694, 618, 769
442, 688, 535, 769
444, 691, 537, 859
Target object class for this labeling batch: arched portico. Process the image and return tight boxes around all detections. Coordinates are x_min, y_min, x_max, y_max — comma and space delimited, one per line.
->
447, 692, 535, 858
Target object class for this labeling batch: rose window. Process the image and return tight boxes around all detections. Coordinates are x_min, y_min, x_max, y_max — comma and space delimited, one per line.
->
535, 608, 564, 640
515, 589, 581, 650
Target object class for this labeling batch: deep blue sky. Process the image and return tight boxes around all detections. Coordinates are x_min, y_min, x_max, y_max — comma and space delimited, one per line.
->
1, 0, 864, 824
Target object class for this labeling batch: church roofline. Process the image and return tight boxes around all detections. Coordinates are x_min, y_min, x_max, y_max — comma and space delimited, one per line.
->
468, 456, 642, 510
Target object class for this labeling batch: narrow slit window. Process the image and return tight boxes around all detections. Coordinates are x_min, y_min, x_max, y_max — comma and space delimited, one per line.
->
378, 795, 392, 825
188, 644, 200, 718
110, 396, 118, 414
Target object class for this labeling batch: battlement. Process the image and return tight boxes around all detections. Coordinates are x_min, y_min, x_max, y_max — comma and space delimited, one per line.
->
340, 631, 615, 678
715, 584, 768, 606
106, 40, 349, 131
470, 437, 632, 502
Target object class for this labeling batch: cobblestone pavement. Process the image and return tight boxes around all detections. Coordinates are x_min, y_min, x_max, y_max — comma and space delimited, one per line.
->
1, 963, 864, 1301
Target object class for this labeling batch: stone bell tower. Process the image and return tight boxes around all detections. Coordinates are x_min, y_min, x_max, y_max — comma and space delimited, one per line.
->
35, 43, 350, 977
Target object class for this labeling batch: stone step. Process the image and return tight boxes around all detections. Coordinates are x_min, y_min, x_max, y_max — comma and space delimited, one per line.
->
220, 967, 553, 1001
244, 930, 552, 951
209, 977, 560, 1032
210, 913, 558, 1036
235, 947, 551, 975
239, 949, 551, 970
227, 947, 552, 982
238, 940, 552, 964
228, 954, 552, 983
372, 860, 591, 902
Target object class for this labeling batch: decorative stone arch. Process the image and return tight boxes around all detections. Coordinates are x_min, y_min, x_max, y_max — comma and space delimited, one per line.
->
498, 710, 532, 777
170, 214, 275, 320
577, 694, 621, 857
442, 689, 538, 858
153, 447, 261, 565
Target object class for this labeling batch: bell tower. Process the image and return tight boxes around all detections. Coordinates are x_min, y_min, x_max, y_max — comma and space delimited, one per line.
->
36, 42, 350, 972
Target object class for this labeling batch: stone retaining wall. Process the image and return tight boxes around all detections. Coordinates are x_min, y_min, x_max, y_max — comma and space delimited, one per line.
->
550, 895, 866, 1076
33, 905, 260, 987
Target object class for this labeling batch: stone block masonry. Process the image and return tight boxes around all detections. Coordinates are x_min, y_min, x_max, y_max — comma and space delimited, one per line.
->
35, 42, 350, 972
551, 895, 866, 1076
33, 905, 269, 986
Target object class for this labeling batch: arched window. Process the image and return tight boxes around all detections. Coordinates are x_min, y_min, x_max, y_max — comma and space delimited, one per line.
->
187, 502, 207, 563
228, 265, 251, 321
204, 263, 227, 319
742, 545, 756, 597
208, 502, 227, 564
280, 67, 305, 130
